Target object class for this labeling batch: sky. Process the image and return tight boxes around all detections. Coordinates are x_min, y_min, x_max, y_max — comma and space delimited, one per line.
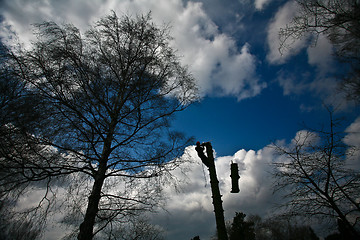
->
0, 0, 359, 239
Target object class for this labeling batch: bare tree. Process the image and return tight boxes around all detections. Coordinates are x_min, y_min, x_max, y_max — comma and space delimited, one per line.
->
272, 110, 360, 239
0, 199, 41, 240
0, 11, 197, 239
279, 0, 360, 102
98, 215, 165, 240
253, 215, 319, 240
228, 212, 255, 240
279, 0, 360, 56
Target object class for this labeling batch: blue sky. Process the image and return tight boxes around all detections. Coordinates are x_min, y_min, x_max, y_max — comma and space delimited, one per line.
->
0, 0, 359, 239
170, 0, 359, 156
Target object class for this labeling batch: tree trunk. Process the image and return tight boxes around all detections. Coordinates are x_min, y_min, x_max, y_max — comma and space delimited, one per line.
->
205, 143, 228, 240
327, 197, 360, 240
78, 131, 114, 240
77, 162, 107, 240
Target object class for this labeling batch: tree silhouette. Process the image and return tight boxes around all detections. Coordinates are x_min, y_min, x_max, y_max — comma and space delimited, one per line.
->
253, 216, 319, 240
0, 200, 41, 240
272, 110, 360, 239
279, 0, 360, 102
228, 212, 255, 240
0, 11, 197, 239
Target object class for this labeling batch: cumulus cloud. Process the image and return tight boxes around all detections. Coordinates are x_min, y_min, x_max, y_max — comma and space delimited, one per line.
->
276, 70, 309, 96
344, 116, 360, 169
276, 67, 350, 111
0, 0, 265, 101
345, 117, 360, 146
307, 34, 334, 75
265, 0, 334, 69
267, 1, 347, 110
13, 144, 280, 239
255, 0, 273, 10
291, 130, 320, 147
266, 0, 335, 69
152, 144, 281, 239
266, 0, 306, 64
18, 123, 360, 239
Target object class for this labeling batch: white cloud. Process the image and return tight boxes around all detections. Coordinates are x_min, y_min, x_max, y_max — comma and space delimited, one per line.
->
255, 0, 273, 10
344, 116, 360, 169
17, 127, 359, 239
267, 2, 348, 110
276, 69, 350, 111
0, 0, 265, 101
153, 144, 281, 239
292, 130, 320, 147
266, 0, 307, 64
266, 1, 334, 70
345, 117, 360, 146
276, 70, 308, 96
307, 34, 334, 75
164, 2, 265, 100
13, 144, 280, 239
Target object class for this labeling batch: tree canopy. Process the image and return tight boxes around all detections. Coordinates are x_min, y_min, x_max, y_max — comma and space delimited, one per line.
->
272, 110, 360, 239
279, 0, 360, 102
0, 11, 198, 239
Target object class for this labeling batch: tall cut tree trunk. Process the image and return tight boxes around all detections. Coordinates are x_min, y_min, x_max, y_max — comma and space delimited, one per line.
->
205, 143, 228, 240
195, 142, 228, 240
